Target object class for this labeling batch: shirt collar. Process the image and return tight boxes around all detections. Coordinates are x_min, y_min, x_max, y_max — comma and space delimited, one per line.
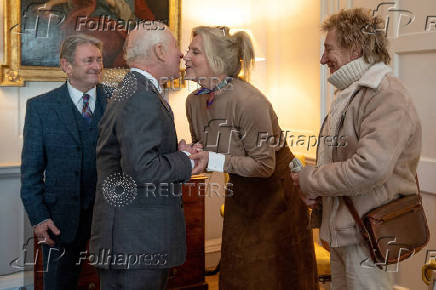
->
67, 81, 97, 106
130, 67, 163, 94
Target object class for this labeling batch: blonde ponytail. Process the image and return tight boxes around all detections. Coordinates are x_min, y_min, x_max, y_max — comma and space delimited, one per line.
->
231, 30, 255, 81
192, 26, 256, 81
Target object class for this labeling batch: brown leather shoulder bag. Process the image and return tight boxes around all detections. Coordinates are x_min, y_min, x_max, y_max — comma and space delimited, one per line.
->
343, 176, 430, 266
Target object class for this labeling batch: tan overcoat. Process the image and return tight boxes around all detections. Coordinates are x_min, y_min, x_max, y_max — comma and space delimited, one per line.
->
186, 78, 319, 290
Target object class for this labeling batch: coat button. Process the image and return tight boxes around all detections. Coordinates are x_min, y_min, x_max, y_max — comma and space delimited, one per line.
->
76, 146, 81, 151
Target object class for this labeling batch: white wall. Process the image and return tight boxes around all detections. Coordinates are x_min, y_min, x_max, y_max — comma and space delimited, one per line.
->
262, 0, 321, 158
0, 82, 61, 275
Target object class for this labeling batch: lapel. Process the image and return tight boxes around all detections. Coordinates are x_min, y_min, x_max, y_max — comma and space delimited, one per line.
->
131, 71, 173, 120
95, 84, 108, 118
154, 86, 174, 120
54, 82, 80, 144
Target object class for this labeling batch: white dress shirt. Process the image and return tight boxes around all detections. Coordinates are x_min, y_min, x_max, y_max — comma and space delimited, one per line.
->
130, 68, 162, 92
207, 151, 225, 172
67, 81, 96, 113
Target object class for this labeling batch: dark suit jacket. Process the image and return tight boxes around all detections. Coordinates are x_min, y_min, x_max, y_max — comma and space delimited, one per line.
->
20, 83, 108, 244
90, 71, 192, 269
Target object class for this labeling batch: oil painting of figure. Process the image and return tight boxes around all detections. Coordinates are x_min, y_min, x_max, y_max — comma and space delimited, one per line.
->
20, 0, 170, 67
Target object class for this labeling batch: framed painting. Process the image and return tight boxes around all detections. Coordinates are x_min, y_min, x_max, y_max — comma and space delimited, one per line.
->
0, 0, 181, 86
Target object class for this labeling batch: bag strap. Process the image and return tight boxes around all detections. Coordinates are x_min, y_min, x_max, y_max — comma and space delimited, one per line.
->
416, 175, 422, 198
342, 196, 378, 264
342, 174, 421, 265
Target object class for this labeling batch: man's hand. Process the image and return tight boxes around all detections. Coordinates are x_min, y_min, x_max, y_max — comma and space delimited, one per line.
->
290, 172, 299, 187
178, 139, 203, 154
300, 194, 321, 209
34, 219, 60, 247
191, 142, 203, 152
291, 172, 320, 209
190, 151, 209, 175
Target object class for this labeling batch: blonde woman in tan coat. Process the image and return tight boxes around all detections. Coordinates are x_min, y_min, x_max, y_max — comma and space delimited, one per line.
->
185, 26, 318, 290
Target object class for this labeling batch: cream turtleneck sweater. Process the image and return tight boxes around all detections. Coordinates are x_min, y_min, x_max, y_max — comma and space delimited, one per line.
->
317, 57, 371, 167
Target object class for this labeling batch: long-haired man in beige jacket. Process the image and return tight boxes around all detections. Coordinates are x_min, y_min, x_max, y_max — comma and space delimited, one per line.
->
291, 8, 422, 290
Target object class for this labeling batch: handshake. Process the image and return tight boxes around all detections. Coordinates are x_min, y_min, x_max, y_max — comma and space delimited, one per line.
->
178, 140, 209, 175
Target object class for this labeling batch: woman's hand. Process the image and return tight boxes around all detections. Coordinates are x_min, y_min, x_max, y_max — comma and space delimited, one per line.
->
190, 151, 209, 175
178, 139, 203, 154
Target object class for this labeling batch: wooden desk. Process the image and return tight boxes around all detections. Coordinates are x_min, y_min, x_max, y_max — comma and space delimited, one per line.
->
34, 177, 209, 290
167, 176, 209, 290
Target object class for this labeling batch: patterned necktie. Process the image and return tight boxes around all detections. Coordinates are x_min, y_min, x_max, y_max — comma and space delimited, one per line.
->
82, 93, 93, 124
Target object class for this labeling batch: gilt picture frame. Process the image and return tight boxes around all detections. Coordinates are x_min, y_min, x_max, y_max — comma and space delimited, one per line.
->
0, 0, 181, 86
